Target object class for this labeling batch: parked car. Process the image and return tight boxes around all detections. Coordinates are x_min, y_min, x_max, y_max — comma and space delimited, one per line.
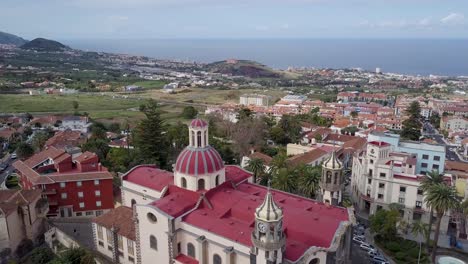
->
11, 153, 17, 159
372, 260, 389, 264
371, 255, 387, 263
359, 243, 375, 251
0, 164, 7, 172
353, 237, 365, 244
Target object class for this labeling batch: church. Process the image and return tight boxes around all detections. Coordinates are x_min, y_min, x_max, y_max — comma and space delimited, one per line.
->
92, 119, 354, 264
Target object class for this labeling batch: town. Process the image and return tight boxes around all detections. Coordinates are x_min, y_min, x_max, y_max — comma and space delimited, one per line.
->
1, 35, 468, 264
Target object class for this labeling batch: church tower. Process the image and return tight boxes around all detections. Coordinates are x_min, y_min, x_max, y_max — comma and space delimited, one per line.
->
251, 185, 285, 264
320, 151, 344, 206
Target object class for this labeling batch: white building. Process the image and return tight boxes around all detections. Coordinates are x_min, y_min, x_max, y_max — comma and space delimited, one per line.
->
351, 140, 451, 235
94, 118, 354, 264
60, 116, 91, 133
239, 94, 270, 106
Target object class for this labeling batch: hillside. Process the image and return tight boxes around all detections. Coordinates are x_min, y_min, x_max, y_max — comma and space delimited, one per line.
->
207, 59, 280, 78
20, 38, 69, 51
0, 31, 28, 46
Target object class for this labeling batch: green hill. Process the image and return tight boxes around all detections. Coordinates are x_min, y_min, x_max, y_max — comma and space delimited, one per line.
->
207, 59, 280, 78
0, 31, 28, 46
20, 38, 69, 52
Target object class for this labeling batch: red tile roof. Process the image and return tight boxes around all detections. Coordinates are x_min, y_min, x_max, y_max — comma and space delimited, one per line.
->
0, 189, 42, 216
74, 151, 97, 163
23, 146, 65, 167
175, 254, 199, 264
150, 185, 200, 218
175, 147, 224, 176
248, 152, 273, 166
93, 206, 135, 240
224, 165, 252, 184
180, 182, 349, 262
45, 130, 84, 150
287, 148, 328, 166
190, 119, 208, 128
123, 165, 174, 192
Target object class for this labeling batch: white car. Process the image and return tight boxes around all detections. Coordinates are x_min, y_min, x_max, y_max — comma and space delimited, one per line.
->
11, 153, 17, 159
353, 237, 365, 244
359, 243, 375, 251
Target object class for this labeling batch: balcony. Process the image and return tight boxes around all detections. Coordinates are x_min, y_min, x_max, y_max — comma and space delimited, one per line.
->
413, 206, 425, 213
361, 194, 373, 202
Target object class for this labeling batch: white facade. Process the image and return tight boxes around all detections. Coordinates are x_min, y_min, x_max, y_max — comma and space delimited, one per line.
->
239, 94, 270, 106
93, 223, 136, 264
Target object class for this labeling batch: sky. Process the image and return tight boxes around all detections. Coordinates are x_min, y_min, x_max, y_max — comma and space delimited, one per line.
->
1, 0, 468, 39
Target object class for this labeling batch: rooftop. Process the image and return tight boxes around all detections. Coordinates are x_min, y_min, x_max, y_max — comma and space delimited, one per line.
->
123, 165, 174, 192
93, 206, 135, 240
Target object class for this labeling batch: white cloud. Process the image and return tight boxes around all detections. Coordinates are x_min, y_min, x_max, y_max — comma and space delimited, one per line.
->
440, 13, 465, 25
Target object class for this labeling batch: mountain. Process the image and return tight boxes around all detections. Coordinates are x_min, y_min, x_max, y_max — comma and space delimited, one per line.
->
0, 31, 28, 46
20, 38, 69, 52
207, 59, 280, 78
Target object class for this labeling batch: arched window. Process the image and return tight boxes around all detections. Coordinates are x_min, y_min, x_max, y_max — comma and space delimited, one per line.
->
309, 258, 320, 264
198, 179, 205, 190
326, 171, 332, 183
215, 175, 219, 186
187, 243, 195, 258
131, 199, 136, 207
191, 131, 195, 147
213, 254, 222, 264
181, 177, 187, 188
334, 174, 338, 184
197, 131, 202, 147
150, 235, 157, 250
204, 131, 208, 146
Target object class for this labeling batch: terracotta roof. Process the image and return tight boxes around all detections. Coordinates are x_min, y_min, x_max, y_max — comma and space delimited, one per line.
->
0, 127, 16, 139
74, 151, 97, 163
24, 146, 65, 167
248, 152, 273, 166
93, 206, 135, 240
287, 148, 328, 166
445, 161, 468, 173
45, 130, 84, 150
0, 189, 42, 216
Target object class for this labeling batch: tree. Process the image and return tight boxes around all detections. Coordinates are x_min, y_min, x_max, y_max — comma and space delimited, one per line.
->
108, 122, 121, 133
424, 183, 459, 262
278, 115, 302, 143
31, 131, 50, 151
350, 111, 358, 119
72, 100, 79, 111
296, 165, 321, 198
271, 167, 296, 193
134, 100, 169, 168
82, 138, 110, 162
270, 126, 288, 145
401, 101, 422, 141
30, 247, 55, 264
182, 106, 198, 119
16, 143, 34, 160
406, 101, 421, 119
420, 170, 445, 250
429, 112, 441, 129
237, 108, 252, 121
247, 158, 265, 184
411, 221, 429, 264
53, 247, 95, 264
342, 126, 359, 136
369, 208, 401, 241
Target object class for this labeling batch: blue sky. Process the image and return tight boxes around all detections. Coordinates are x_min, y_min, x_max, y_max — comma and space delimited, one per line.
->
1, 0, 467, 39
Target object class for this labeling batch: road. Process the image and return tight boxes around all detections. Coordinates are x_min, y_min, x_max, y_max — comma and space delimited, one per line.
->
0, 154, 15, 188
423, 122, 462, 162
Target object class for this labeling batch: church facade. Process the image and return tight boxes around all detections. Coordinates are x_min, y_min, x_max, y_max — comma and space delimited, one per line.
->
93, 119, 354, 264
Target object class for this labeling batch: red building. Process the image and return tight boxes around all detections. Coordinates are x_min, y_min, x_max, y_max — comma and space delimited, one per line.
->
13, 147, 114, 217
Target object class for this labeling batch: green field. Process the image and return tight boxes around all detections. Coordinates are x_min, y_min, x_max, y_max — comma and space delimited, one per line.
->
132, 80, 167, 89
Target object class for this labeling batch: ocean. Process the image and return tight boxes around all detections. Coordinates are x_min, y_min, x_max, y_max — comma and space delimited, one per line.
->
62, 38, 468, 77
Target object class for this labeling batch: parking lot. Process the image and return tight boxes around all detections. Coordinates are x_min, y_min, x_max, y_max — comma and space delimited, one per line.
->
351, 223, 391, 264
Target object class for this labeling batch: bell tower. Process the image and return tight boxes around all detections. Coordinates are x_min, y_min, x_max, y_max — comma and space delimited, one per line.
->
251, 184, 285, 264
320, 151, 344, 206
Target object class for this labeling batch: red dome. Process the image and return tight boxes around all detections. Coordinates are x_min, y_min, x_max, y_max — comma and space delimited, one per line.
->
190, 119, 208, 128
175, 146, 224, 176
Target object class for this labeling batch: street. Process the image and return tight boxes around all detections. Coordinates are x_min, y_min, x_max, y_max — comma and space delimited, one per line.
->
423, 122, 462, 162
0, 154, 15, 188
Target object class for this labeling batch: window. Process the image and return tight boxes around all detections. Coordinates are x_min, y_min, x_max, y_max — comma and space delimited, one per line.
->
128, 256, 135, 263
198, 179, 205, 190
215, 175, 219, 186
147, 213, 157, 223
400, 186, 406, 193
433, 156, 440, 161
409, 165, 413, 168
77, 181, 82, 187
399, 197, 405, 204
96, 210, 103, 216
96, 201, 102, 207
177, 243, 181, 253
98, 241, 104, 247
334, 173, 338, 184
379, 173, 386, 178
376, 205, 383, 211
191, 131, 195, 147
413, 212, 422, 221
370, 159, 374, 164
377, 194, 384, 199
309, 258, 320, 264
128, 240, 134, 256
213, 254, 222, 264
379, 183, 385, 189
187, 243, 195, 258
150, 235, 157, 250
79, 202, 85, 208
76, 212, 82, 216
86, 211, 94, 216
417, 189, 423, 195
369, 169, 373, 176
326, 171, 332, 183
94, 179, 100, 185
421, 163, 428, 168
61, 193, 67, 199
107, 229, 113, 243
433, 164, 439, 170
197, 131, 202, 147
78, 192, 84, 198
131, 199, 136, 207
118, 235, 123, 250
422, 154, 429, 160
368, 178, 372, 184
181, 177, 187, 188
95, 190, 101, 197
60, 182, 66, 188
97, 225, 103, 240
416, 201, 422, 208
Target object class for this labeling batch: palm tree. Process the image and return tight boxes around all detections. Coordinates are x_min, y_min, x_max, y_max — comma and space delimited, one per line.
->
296, 165, 321, 198
246, 158, 265, 184
411, 221, 429, 264
270, 152, 288, 173
420, 170, 445, 249
272, 167, 296, 193
424, 183, 459, 263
